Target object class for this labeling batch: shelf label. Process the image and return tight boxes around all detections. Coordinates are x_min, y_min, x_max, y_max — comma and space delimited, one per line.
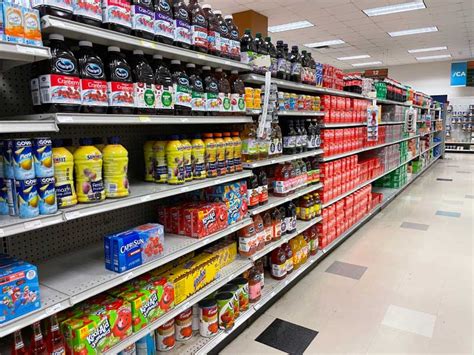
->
270, 291, 276, 298
180, 186, 189, 193
141, 195, 152, 202
0, 229, 4, 237
65, 211, 81, 220
24, 220, 42, 230
16, 44, 37, 54
140, 40, 156, 49
254, 303, 262, 310
138, 116, 151, 122
180, 118, 189, 122
197, 54, 206, 60
57, 116, 74, 123
45, 303, 64, 315
123, 271, 134, 281
182, 301, 191, 310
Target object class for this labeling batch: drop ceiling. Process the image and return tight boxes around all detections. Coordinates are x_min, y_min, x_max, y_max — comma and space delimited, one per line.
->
202, 0, 474, 69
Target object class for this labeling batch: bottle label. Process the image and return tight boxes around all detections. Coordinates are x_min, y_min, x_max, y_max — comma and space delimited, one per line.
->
256, 230, 265, 245
239, 235, 256, 252
173, 83, 192, 108
36, 0, 73, 12
207, 30, 220, 52
154, 11, 174, 40
284, 216, 292, 232
283, 136, 296, 149
241, 138, 257, 155
277, 58, 286, 74
30, 78, 41, 106
268, 138, 282, 156
280, 218, 287, 234
74, 0, 102, 21
230, 39, 241, 59
260, 184, 268, 203
295, 135, 303, 148
269, 57, 278, 75
81, 79, 108, 107
220, 36, 230, 56
271, 263, 286, 278
219, 93, 231, 112
132, 5, 154, 34
230, 93, 245, 112
249, 281, 261, 300
102, 0, 131, 27
192, 24, 208, 49
107, 81, 134, 107
247, 188, 259, 207
291, 62, 301, 76
301, 134, 307, 148
264, 226, 272, 243
154, 85, 174, 110
191, 90, 206, 111
205, 92, 220, 111
290, 216, 297, 231
285, 60, 292, 75
307, 135, 315, 149
39, 74, 81, 105
233, 156, 241, 167
134, 82, 155, 109
286, 258, 293, 273
273, 222, 281, 239
154, 159, 167, 182
174, 19, 191, 45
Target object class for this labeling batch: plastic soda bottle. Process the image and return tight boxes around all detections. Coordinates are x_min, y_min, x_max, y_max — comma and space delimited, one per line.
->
166, 135, 185, 184
103, 136, 129, 198
74, 138, 105, 203
30, 322, 47, 355
191, 134, 206, 179
46, 314, 65, 355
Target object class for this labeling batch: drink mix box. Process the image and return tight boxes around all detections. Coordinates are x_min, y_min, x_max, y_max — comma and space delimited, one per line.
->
204, 181, 246, 225
0, 255, 40, 324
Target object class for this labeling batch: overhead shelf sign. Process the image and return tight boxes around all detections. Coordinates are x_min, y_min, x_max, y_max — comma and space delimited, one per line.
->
451, 62, 467, 86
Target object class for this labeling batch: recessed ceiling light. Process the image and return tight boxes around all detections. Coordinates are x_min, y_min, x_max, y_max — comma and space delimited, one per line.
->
268, 20, 314, 33
416, 54, 452, 60
363, 1, 426, 16
388, 26, 438, 37
408, 46, 448, 53
304, 39, 345, 48
337, 55, 371, 61
352, 61, 383, 67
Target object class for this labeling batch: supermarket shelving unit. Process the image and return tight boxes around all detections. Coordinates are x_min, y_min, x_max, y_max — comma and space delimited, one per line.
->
0, 41, 51, 71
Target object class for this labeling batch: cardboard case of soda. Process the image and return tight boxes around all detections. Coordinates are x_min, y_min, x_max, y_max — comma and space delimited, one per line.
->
0, 254, 41, 323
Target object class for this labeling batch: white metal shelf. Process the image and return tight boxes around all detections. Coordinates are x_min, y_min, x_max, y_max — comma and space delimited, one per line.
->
278, 111, 325, 117
0, 41, 51, 71
249, 183, 323, 216
243, 149, 323, 169
0, 171, 252, 238
445, 141, 474, 145
320, 135, 420, 162
0, 120, 59, 133
41, 16, 251, 72
420, 141, 442, 155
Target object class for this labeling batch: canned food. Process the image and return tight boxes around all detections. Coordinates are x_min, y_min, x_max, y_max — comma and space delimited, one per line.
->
5, 178, 17, 216
37, 177, 57, 215
175, 308, 193, 342
15, 178, 39, 218
2, 140, 14, 179
230, 277, 249, 312
216, 291, 235, 330
218, 284, 240, 318
33, 137, 54, 177
156, 319, 175, 352
13, 139, 35, 180
198, 298, 218, 338
118, 343, 136, 355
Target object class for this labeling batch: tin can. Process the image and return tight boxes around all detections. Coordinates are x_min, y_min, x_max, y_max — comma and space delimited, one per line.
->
5, 178, 17, 216
118, 343, 136, 355
216, 291, 235, 330
136, 332, 155, 355
2, 140, 14, 179
218, 284, 240, 318
198, 298, 218, 338
156, 319, 175, 352
230, 277, 249, 312
13, 139, 35, 180
0, 178, 8, 215
175, 308, 193, 342
33, 137, 54, 177
15, 178, 39, 218
37, 176, 57, 215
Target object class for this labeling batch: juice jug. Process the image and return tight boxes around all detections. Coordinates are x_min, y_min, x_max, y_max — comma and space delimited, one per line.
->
152, 54, 174, 114
78, 41, 108, 114
153, 139, 168, 183
32, 0, 73, 18
143, 140, 155, 182
203, 133, 217, 178
257, 169, 268, 205
180, 135, 192, 182
74, 0, 102, 27
224, 15, 240, 61
253, 214, 265, 251
265, 37, 277, 77
203, 66, 219, 115
213, 132, 226, 176
102, 0, 132, 34
52, 139, 77, 208
214, 10, 229, 58
289, 237, 301, 270
270, 247, 286, 280
154, 0, 174, 44
241, 122, 258, 162
298, 234, 308, 265
171, 60, 192, 115
229, 70, 245, 114
166, 135, 184, 185
282, 242, 293, 274
240, 28, 255, 53
271, 208, 282, 241
202, 4, 221, 57
103, 136, 129, 198
276, 40, 286, 80
216, 68, 231, 114
173, 0, 191, 48
246, 174, 259, 210
273, 163, 289, 197
186, 63, 205, 116
289, 46, 302, 83
285, 201, 297, 234
131, 0, 154, 39
222, 132, 234, 174
106, 46, 134, 115
74, 138, 105, 203
262, 211, 272, 245
189, 0, 208, 53
231, 132, 242, 171
131, 50, 156, 114
191, 134, 206, 179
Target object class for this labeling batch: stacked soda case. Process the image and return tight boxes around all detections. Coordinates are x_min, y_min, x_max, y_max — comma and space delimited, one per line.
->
0, 137, 57, 219
277, 92, 321, 112
374, 165, 408, 189
320, 95, 369, 124
31, 0, 241, 61
31, 35, 246, 115
1, 0, 42, 46
144, 132, 242, 186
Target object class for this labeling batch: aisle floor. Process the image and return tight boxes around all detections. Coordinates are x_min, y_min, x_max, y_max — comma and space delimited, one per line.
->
222, 154, 473, 354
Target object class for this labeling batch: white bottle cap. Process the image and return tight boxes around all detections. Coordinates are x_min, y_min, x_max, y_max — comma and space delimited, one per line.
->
133, 50, 144, 55
231, 70, 238, 74
214, 10, 222, 15
202, 4, 211, 9
186, 63, 196, 68
153, 54, 163, 59
171, 59, 181, 64
224, 15, 233, 20
108, 46, 121, 52
215, 68, 223, 72
49, 34, 64, 41
79, 41, 93, 47
202, 66, 211, 70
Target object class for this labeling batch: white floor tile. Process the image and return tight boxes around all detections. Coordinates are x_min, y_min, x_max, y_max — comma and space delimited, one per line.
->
381, 304, 437, 338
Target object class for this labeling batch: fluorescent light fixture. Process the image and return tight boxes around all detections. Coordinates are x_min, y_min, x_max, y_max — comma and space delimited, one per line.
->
408, 46, 447, 53
337, 54, 371, 61
352, 61, 383, 67
363, 1, 426, 16
388, 26, 438, 37
304, 39, 345, 48
268, 20, 314, 33
416, 54, 452, 60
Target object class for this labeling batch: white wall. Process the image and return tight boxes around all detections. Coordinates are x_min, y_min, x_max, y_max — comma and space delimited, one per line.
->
385, 60, 474, 101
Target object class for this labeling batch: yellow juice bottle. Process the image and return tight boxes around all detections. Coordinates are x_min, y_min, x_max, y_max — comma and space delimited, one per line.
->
289, 236, 301, 270
298, 235, 308, 265
223, 132, 234, 174
191, 134, 206, 180
203, 133, 217, 178
166, 135, 185, 185
143, 140, 156, 182
74, 138, 105, 203
180, 135, 193, 182
103, 137, 129, 198
52, 139, 77, 208
213, 132, 226, 176
232, 131, 242, 172
153, 139, 168, 184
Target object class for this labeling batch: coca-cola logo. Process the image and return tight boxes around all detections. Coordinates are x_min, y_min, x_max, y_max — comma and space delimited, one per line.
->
159, 0, 170, 11
115, 67, 129, 79
178, 8, 188, 19
178, 77, 189, 86
86, 63, 103, 77
196, 14, 205, 24
55, 58, 75, 73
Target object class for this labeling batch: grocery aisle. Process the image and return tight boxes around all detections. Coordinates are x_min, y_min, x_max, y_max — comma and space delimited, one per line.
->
222, 154, 473, 354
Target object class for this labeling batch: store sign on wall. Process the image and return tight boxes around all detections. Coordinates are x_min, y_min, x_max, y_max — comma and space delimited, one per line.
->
450, 62, 467, 86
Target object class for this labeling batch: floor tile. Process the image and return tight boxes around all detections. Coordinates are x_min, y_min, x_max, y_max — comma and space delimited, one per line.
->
435, 210, 461, 218
456, 171, 472, 174
400, 221, 429, 231
381, 304, 437, 338
442, 199, 464, 205
255, 318, 317, 354
447, 165, 460, 168
436, 178, 453, 181
325, 260, 368, 280
466, 195, 474, 199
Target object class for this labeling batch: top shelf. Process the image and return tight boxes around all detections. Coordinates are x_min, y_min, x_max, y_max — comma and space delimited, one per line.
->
0, 41, 51, 71
40, 16, 251, 72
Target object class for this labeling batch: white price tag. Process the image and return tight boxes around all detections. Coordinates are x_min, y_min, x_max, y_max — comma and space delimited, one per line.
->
24, 220, 42, 230
65, 211, 81, 220
57, 116, 74, 123
16, 44, 37, 54
0, 229, 4, 237
254, 303, 261, 310
270, 291, 276, 298
45, 303, 64, 315
140, 40, 156, 49
139, 116, 151, 122
224, 61, 231, 65
180, 118, 189, 122
197, 54, 206, 60
141, 195, 152, 202
180, 186, 189, 193
285, 279, 289, 286
123, 271, 134, 281
227, 275, 233, 282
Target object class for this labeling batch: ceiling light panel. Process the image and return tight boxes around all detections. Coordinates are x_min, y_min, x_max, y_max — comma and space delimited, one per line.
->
408, 46, 448, 53
268, 20, 314, 33
337, 55, 371, 61
388, 26, 438, 37
363, 1, 426, 16
352, 61, 383, 67
416, 54, 452, 60
305, 39, 345, 48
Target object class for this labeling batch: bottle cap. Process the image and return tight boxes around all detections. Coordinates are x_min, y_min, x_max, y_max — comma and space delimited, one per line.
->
202, 4, 211, 9
231, 70, 238, 74
153, 54, 163, 59
108, 136, 120, 144
215, 68, 223, 72
79, 41, 93, 47
202, 66, 211, 70
108, 46, 121, 52
133, 49, 144, 55
49, 34, 64, 41
171, 59, 181, 64
213, 10, 222, 15
224, 15, 233, 20
79, 138, 93, 146
186, 63, 196, 68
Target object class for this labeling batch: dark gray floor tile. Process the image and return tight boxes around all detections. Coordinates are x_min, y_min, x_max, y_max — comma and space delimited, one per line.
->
447, 165, 460, 168
466, 195, 474, 199
325, 261, 367, 280
436, 178, 453, 181
456, 171, 472, 174
436, 210, 461, 218
400, 221, 430, 231
255, 318, 318, 354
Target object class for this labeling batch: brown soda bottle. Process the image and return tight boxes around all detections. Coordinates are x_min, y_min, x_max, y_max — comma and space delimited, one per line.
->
46, 314, 66, 354
30, 322, 47, 355
11, 330, 28, 355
